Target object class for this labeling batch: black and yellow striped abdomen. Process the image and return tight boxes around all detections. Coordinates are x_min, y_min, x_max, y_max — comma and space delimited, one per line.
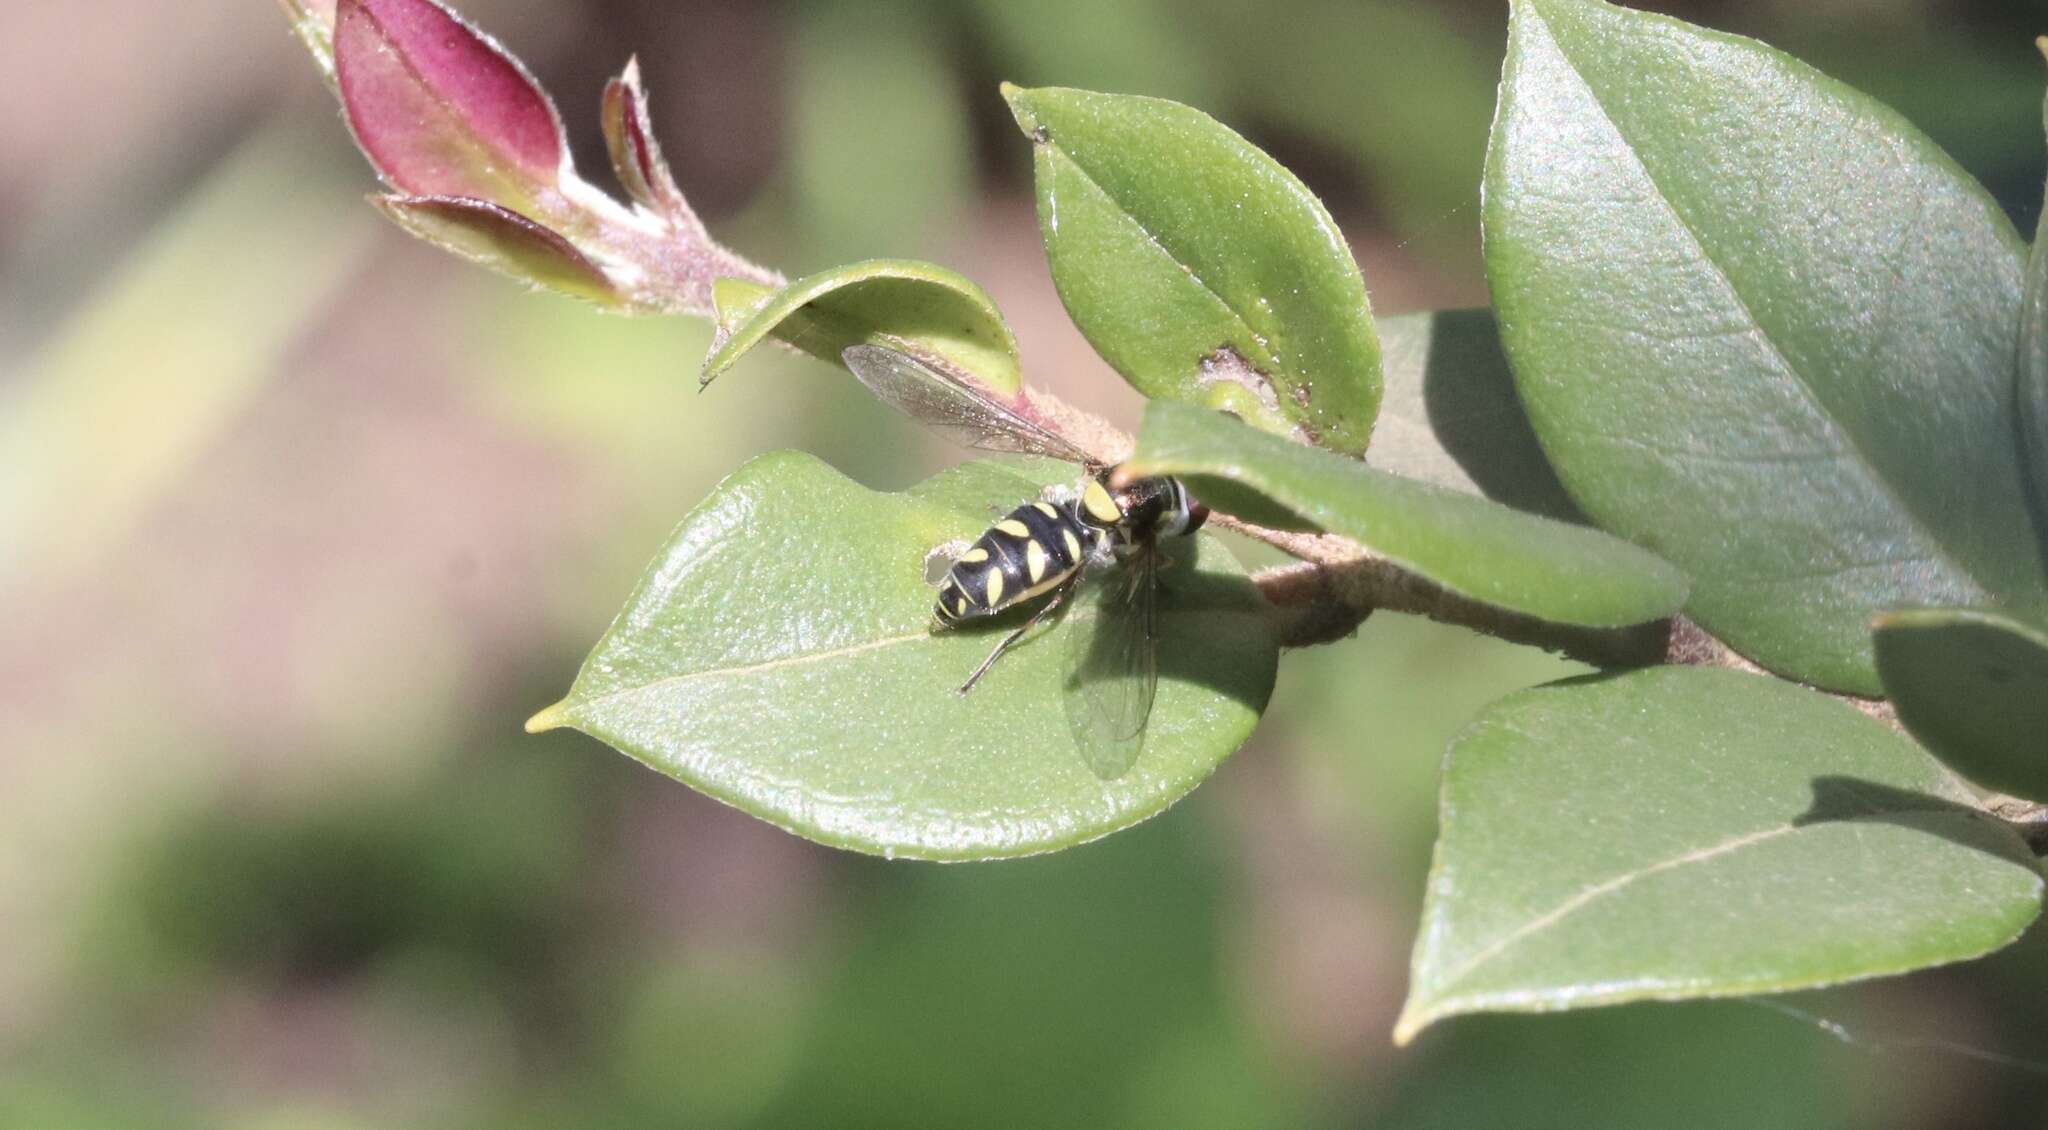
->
935, 498, 1100, 624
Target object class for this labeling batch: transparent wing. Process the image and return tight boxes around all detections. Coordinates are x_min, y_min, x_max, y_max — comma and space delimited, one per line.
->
841, 344, 1097, 465
1062, 549, 1160, 781
922, 537, 971, 585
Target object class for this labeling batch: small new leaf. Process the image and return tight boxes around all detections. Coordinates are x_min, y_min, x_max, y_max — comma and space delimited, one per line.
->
1485, 0, 2045, 694
703, 259, 1023, 395
371, 196, 621, 305
292, 0, 780, 316
1396, 666, 2043, 1044
1874, 607, 2048, 802
602, 57, 694, 224
1004, 84, 1383, 455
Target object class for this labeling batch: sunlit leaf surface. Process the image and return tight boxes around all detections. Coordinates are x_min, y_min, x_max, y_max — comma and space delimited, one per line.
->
1004, 84, 1382, 455
1485, 0, 2044, 694
1396, 666, 2043, 1043
705, 261, 1021, 396
531, 454, 1276, 859
1125, 404, 1687, 628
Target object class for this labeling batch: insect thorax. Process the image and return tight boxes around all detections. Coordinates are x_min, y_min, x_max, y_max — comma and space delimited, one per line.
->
1095, 467, 1206, 542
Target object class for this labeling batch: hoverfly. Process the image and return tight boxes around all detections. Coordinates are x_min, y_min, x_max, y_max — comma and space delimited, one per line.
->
839, 344, 1209, 779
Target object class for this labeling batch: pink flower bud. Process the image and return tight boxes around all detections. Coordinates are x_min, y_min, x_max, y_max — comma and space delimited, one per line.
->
335, 0, 568, 208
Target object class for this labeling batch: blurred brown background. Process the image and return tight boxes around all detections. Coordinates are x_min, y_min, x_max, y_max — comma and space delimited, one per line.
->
3, 1, 2046, 1126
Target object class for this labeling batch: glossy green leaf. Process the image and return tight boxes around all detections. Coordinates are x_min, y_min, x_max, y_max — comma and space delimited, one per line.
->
1485, 0, 2045, 695
703, 260, 1021, 395
1875, 608, 2048, 802
528, 452, 1276, 860
1003, 84, 1382, 455
1124, 403, 1687, 629
1372, 309, 1582, 524
1396, 666, 2044, 1044
2021, 41, 2048, 558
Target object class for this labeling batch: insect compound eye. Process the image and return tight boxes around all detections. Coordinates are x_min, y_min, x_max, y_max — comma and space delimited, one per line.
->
1183, 495, 1210, 534
1110, 478, 1171, 532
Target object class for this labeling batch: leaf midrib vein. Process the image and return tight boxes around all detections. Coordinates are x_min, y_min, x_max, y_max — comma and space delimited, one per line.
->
1045, 143, 1279, 369
1533, 6, 1993, 601
1432, 820, 1802, 991
567, 630, 934, 716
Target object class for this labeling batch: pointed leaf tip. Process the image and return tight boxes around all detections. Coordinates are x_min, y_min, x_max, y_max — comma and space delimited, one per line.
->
602, 56, 693, 222
701, 259, 1021, 395
998, 82, 1033, 128
335, 0, 568, 205
524, 700, 572, 734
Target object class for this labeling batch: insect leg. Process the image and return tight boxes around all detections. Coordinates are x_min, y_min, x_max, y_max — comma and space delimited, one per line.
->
957, 583, 1073, 695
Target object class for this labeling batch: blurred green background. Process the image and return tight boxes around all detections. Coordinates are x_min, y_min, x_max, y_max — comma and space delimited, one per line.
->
3, 0, 2046, 1125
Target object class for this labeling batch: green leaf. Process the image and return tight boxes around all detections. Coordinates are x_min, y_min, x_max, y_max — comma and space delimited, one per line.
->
371, 195, 621, 305
1372, 309, 1582, 524
1875, 608, 2048, 802
2021, 41, 2048, 559
703, 260, 1021, 395
1395, 666, 2043, 1044
528, 452, 1276, 860
1485, 0, 2045, 695
1002, 84, 1382, 456
1123, 403, 1688, 629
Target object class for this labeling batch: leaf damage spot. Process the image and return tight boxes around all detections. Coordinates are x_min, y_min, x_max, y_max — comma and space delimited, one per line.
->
1196, 344, 1283, 415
